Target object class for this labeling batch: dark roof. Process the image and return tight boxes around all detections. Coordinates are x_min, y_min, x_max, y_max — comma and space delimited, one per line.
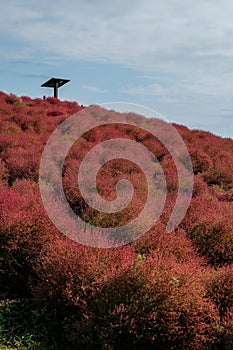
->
41, 78, 70, 88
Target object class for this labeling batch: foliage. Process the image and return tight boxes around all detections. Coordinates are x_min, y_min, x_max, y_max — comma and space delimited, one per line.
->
0, 92, 232, 349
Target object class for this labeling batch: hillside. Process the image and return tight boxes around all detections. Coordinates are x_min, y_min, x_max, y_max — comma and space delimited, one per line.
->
0, 92, 232, 349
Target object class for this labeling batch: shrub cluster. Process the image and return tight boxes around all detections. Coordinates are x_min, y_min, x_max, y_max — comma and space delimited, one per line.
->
0, 92, 232, 349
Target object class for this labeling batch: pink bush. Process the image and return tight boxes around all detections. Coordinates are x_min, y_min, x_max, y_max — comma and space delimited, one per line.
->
0, 92, 232, 348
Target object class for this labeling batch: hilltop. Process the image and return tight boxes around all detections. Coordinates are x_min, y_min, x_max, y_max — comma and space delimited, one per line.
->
0, 92, 232, 349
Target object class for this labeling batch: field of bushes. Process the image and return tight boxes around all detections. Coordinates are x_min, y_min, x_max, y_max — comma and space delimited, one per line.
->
0, 92, 232, 349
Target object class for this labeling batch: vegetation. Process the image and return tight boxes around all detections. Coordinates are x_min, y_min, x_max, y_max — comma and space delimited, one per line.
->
0, 92, 232, 349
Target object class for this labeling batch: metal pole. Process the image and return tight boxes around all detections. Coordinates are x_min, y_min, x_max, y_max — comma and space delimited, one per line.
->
54, 82, 58, 98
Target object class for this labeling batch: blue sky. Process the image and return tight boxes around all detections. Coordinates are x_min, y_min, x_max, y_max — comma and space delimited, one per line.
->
0, 0, 233, 138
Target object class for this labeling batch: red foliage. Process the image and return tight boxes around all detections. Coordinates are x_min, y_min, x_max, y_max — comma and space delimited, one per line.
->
65, 252, 219, 349
0, 183, 54, 293
206, 265, 233, 318
0, 92, 232, 348
182, 194, 233, 266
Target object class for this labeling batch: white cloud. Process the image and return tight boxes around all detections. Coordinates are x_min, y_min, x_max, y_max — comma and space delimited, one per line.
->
1, 0, 233, 74
180, 71, 233, 96
121, 83, 166, 96
83, 85, 107, 93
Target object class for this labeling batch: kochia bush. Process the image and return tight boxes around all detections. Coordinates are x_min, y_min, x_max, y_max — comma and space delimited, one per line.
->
0, 92, 232, 348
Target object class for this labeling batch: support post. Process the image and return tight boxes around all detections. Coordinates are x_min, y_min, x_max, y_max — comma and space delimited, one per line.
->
54, 82, 59, 98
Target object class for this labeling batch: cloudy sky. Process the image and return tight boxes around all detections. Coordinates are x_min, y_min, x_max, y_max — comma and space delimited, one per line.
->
1, 0, 233, 137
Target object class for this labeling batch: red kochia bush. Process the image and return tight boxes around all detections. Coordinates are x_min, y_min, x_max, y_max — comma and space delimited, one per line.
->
29, 222, 219, 349
206, 265, 233, 319
182, 194, 233, 266
23, 213, 217, 349
4, 146, 40, 183
30, 235, 137, 313
0, 159, 8, 185
132, 221, 201, 264
206, 266, 233, 349
189, 147, 213, 174
0, 92, 232, 348
0, 183, 54, 294
65, 251, 219, 350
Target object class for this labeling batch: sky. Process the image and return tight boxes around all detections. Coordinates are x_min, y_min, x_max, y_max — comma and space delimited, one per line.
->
0, 0, 233, 138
